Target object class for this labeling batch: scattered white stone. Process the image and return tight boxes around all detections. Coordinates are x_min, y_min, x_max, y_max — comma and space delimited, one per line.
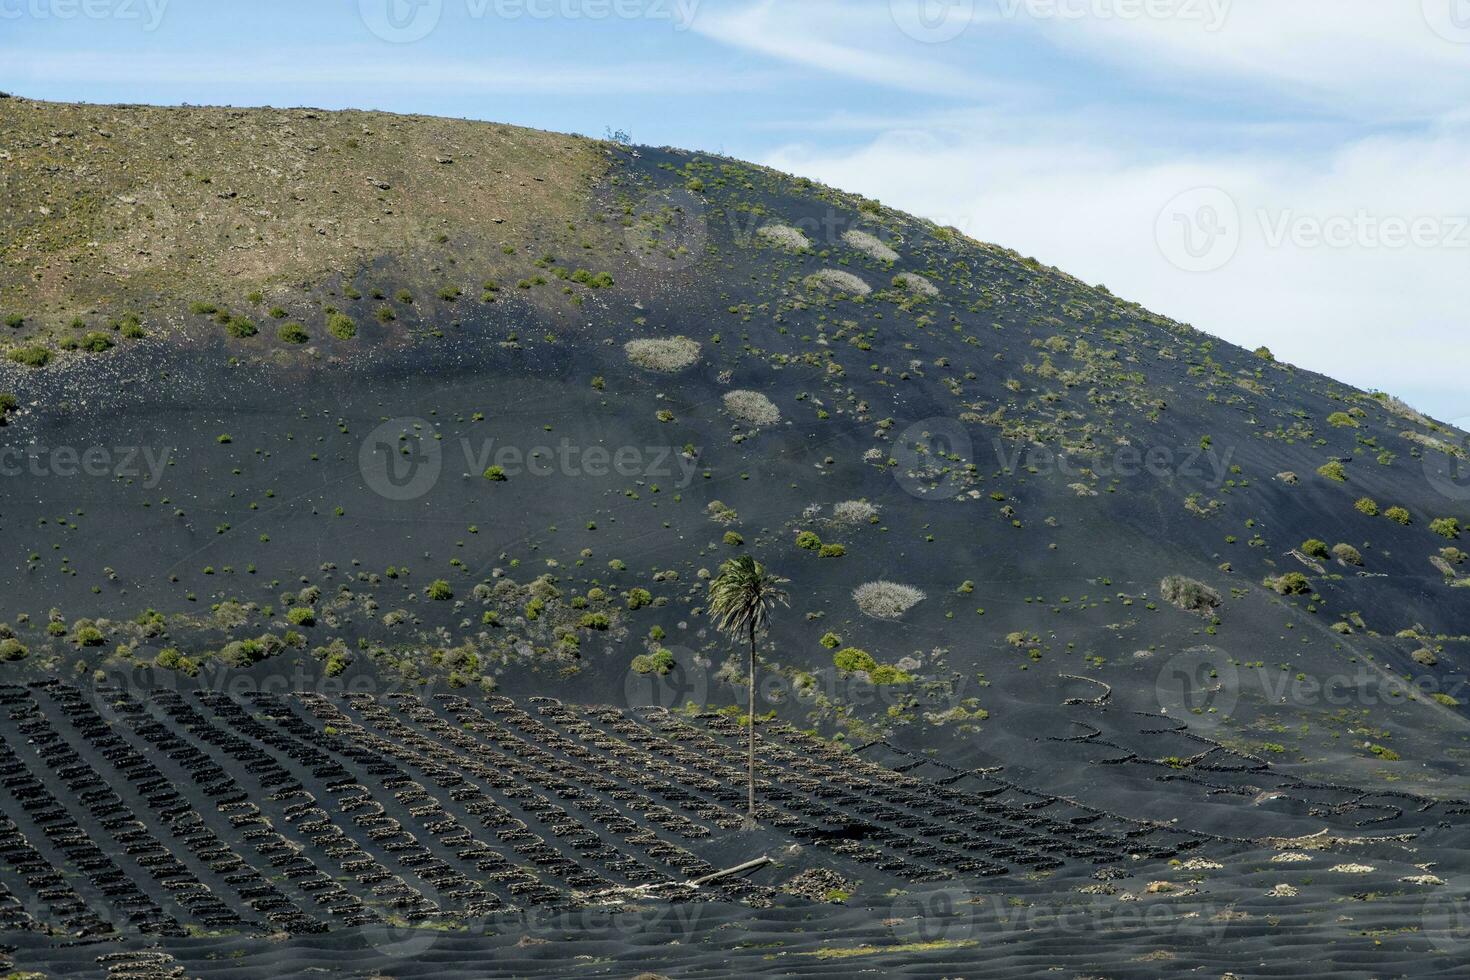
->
1266, 883, 1298, 897
1401, 874, 1445, 886
1180, 858, 1223, 871
1270, 852, 1313, 864
1328, 863, 1375, 874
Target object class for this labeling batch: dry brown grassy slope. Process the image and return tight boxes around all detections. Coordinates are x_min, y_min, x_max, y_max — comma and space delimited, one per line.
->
0, 96, 609, 339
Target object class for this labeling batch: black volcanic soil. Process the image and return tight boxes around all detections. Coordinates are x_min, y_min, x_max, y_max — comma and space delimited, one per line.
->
0, 121, 1468, 976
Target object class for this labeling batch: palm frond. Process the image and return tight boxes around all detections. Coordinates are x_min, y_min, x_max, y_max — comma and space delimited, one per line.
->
706, 555, 789, 640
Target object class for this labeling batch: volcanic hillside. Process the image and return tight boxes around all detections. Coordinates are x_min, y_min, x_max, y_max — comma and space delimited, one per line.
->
0, 96, 1469, 976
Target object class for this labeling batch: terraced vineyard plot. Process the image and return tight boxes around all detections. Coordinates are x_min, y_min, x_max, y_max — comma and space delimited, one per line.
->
0, 681, 1226, 942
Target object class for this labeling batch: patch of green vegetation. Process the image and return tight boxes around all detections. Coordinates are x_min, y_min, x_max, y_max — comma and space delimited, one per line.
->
278, 322, 309, 344
7, 345, 50, 368
631, 647, 675, 675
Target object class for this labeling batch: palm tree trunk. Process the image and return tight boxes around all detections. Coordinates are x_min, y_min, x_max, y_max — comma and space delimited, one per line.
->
745, 623, 757, 829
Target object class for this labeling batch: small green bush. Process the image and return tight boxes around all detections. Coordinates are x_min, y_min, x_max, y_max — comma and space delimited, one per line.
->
1385, 506, 1411, 525
626, 588, 653, 610
7, 346, 50, 368
580, 612, 610, 630
483, 465, 508, 481
1326, 412, 1357, 428
1430, 517, 1461, 539
278, 322, 309, 344
0, 638, 28, 661
286, 607, 316, 626
427, 579, 453, 600
1266, 572, 1311, 596
631, 648, 675, 676
3, 313, 23, 329
327, 312, 357, 339
1354, 497, 1379, 516
1301, 539, 1329, 559
818, 543, 846, 557
833, 647, 877, 673
1332, 543, 1363, 565
819, 631, 841, 649
723, 531, 744, 547
795, 530, 822, 550
1316, 460, 1347, 482
226, 316, 258, 338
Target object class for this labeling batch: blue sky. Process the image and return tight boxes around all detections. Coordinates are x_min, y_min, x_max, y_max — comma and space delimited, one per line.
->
5, 0, 1470, 422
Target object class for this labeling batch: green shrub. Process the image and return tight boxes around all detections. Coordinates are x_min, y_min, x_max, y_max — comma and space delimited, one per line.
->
427, 579, 454, 600
833, 647, 877, 673
327, 312, 357, 339
0, 392, 16, 424
396, 289, 414, 304
795, 530, 822, 550
579, 612, 610, 630
1316, 460, 1347, 482
723, 531, 744, 547
483, 465, 508, 481
73, 626, 105, 646
1326, 412, 1357, 428
1301, 539, 1329, 559
7, 346, 50, 368
1332, 543, 1363, 565
631, 648, 675, 675
1354, 497, 1379, 516
1266, 572, 1311, 595
1385, 506, 1411, 525
286, 607, 316, 626
278, 322, 309, 344
626, 588, 653, 610
0, 638, 28, 661
3, 313, 23, 329
375, 305, 396, 323
1430, 517, 1461, 539
189, 302, 217, 316
818, 543, 846, 557
819, 631, 841, 649
226, 316, 258, 338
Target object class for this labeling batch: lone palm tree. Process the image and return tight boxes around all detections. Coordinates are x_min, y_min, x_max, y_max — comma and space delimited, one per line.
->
706, 554, 789, 830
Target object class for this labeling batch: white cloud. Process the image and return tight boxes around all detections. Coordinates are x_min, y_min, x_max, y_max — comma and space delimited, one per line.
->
689, 0, 999, 96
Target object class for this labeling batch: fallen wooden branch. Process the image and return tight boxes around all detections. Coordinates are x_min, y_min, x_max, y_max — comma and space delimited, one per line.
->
573, 855, 773, 905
